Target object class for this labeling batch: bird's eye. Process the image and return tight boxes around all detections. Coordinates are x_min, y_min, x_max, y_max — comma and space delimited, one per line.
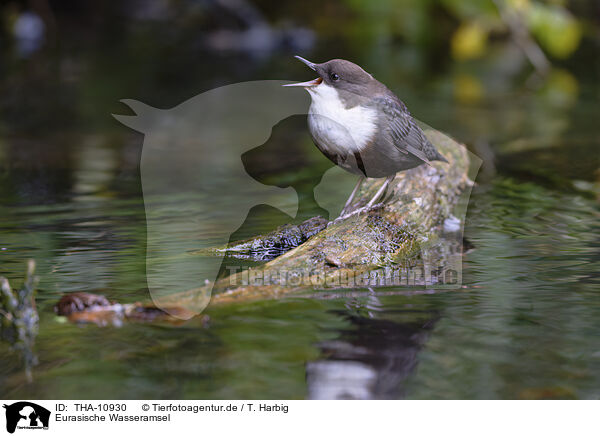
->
330, 73, 339, 81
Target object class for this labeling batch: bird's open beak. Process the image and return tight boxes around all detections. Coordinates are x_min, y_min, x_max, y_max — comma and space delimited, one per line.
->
282, 77, 322, 87
282, 56, 322, 88
294, 55, 317, 71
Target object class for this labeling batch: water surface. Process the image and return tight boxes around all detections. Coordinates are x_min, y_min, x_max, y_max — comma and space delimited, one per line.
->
1, 48, 598, 400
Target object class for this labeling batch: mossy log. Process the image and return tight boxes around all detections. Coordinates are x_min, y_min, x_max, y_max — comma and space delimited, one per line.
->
156, 127, 474, 311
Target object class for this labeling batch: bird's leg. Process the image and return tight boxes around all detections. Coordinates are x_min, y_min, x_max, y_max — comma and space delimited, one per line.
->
340, 176, 364, 216
366, 174, 396, 208
333, 174, 396, 222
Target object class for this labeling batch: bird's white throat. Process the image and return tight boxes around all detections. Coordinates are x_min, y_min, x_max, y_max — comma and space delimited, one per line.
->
306, 83, 376, 154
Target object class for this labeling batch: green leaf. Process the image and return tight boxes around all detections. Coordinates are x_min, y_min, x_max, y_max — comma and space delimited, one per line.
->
527, 3, 582, 58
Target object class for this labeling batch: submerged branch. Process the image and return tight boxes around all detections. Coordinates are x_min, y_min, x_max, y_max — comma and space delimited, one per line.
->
1, 260, 39, 381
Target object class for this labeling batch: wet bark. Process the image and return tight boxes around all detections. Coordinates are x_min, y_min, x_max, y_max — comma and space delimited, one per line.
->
158, 127, 473, 308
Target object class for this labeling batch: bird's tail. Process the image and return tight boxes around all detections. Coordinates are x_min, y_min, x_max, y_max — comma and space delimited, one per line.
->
424, 139, 449, 163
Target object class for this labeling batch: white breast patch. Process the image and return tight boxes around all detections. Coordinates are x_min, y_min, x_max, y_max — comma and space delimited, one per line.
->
307, 83, 376, 154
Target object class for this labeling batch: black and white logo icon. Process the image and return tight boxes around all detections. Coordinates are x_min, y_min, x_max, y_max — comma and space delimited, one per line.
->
3, 402, 50, 434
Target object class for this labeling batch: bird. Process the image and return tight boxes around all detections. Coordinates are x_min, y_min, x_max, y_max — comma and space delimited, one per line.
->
284, 56, 448, 219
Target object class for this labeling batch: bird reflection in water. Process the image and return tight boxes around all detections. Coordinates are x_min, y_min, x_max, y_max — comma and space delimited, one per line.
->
306, 290, 439, 399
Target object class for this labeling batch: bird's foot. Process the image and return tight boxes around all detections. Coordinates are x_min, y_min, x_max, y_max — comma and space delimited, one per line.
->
329, 203, 385, 225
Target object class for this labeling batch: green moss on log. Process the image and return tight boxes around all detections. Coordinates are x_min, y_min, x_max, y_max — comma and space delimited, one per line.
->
156, 126, 473, 308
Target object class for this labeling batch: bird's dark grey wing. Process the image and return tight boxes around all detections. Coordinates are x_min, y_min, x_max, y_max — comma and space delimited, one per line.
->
372, 95, 433, 166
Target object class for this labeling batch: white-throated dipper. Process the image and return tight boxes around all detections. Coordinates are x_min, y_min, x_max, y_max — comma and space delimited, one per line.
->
284, 56, 448, 219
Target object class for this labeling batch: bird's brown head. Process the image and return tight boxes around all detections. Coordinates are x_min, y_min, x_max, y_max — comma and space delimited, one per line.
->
284, 56, 376, 96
